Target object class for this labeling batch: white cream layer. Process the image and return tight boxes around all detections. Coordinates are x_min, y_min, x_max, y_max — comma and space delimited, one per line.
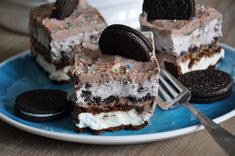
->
35, 53, 70, 81
76, 79, 159, 104
76, 109, 151, 130
179, 48, 224, 74
154, 17, 223, 56
50, 31, 100, 61
31, 25, 100, 61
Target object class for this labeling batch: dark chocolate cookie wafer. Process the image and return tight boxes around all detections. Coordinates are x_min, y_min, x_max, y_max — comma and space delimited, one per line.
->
99, 24, 153, 62
15, 89, 70, 122
190, 89, 232, 103
143, 0, 196, 21
179, 69, 233, 103
51, 0, 79, 20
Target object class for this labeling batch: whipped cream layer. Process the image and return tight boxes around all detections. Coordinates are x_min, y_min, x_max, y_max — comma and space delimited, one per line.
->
140, 6, 223, 56
50, 30, 101, 61
35, 53, 70, 81
31, 26, 102, 61
179, 48, 224, 74
76, 108, 152, 130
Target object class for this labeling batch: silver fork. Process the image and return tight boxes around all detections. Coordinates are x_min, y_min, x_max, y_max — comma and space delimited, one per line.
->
158, 69, 235, 156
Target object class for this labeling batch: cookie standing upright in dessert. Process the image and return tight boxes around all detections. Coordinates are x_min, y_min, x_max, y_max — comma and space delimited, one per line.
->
68, 25, 160, 134
29, 0, 106, 82
140, 0, 224, 77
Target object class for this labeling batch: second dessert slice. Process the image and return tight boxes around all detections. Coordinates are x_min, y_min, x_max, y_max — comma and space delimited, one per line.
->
140, 2, 224, 77
30, 0, 106, 82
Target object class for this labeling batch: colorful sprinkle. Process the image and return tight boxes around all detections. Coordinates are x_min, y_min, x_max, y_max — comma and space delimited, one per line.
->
126, 64, 132, 69
59, 25, 64, 30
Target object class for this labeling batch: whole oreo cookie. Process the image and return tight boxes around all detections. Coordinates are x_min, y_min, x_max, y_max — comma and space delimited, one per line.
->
143, 0, 196, 21
179, 69, 233, 103
99, 24, 153, 62
15, 89, 70, 122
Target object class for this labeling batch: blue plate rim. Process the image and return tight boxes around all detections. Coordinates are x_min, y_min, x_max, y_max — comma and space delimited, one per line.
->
0, 43, 234, 145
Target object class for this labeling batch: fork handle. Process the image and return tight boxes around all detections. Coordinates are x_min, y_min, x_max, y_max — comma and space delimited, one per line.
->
181, 102, 235, 156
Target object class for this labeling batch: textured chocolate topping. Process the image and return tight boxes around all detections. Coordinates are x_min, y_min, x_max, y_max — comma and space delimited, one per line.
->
15, 89, 70, 122
143, 0, 195, 21
30, 0, 106, 41
179, 69, 232, 98
51, 0, 79, 20
140, 5, 222, 35
69, 42, 159, 84
99, 24, 153, 62
15, 90, 69, 114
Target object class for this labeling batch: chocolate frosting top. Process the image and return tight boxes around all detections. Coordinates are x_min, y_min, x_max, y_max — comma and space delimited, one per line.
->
140, 5, 222, 36
69, 42, 160, 85
30, 0, 106, 41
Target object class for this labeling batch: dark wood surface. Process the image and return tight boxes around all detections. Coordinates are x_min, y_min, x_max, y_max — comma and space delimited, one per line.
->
0, 0, 235, 155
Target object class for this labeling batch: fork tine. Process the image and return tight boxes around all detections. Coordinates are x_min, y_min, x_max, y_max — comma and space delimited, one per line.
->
157, 69, 191, 110
158, 85, 172, 101
157, 95, 175, 110
161, 69, 185, 91
157, 95, 164, 103
157, 96, 164, 108
159, 76, 178, 98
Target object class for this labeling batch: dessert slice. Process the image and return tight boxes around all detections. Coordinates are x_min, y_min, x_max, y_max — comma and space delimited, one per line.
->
140, 4, 224, 77
68, 28, 159, 134
29, 0, 106, 82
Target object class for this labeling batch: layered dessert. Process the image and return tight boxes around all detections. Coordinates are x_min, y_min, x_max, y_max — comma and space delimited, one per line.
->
68, 32, 160, 134
140, 4, 224, 76
29, 0, 106, 82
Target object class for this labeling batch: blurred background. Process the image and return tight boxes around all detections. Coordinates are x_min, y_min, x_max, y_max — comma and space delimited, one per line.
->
0, 0, 234, 61
0, 0, 143, 34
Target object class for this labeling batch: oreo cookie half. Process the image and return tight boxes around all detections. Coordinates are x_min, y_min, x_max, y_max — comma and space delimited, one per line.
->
99, 24, 153, 62
15, 89, 70, 122
179, 69, 233, 103
51, 0, 79, 20
143, 0, 196, 21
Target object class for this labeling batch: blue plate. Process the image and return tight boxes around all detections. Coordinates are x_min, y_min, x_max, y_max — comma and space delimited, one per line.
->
0, 44, 235, 145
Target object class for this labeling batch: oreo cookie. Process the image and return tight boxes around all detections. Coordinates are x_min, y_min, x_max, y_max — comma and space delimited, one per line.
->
51, 0, 79, 20
179, 69, 233, 103
143, 0, 196, 21
99, 24, 153, 62
15, 89, 70, 122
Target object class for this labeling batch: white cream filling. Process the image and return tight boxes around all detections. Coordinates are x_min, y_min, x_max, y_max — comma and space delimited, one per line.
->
50, 31, 100, 61
155, 17, 223, 56
179, 49, 224, 74
76, 109, 151, 130
76, 79, 159, 104
31, 25, 100, 61
35, 53, 70, 81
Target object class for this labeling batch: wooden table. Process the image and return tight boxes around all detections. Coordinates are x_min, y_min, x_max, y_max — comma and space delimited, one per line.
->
0, 0, 235, 155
